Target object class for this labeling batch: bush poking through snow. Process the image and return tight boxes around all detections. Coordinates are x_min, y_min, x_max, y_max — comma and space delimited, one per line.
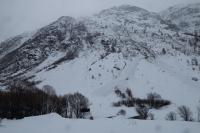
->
126, 88, 133, 100
192, 77, 198, 81
177, 105, 193, 121
117, 109, 126, 116
147, 92, 161, 101
134, 106, 149, 120
114, 87, 126, 99
165, 111, 177, 121
113, 89, 170, 109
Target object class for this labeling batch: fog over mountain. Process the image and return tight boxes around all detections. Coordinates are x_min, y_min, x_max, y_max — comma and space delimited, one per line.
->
0, 0, 199, 41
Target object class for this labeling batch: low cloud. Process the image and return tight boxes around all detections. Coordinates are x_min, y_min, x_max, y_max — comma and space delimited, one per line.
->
0, 0, 199, 41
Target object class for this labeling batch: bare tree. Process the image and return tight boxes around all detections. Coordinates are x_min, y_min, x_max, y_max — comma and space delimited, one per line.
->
63, 92, 89, 118
147, 92, 162, 108
147, 92, 161, 101
165, 111, 177, 121
197, 106, 200, 122
42, 85, 56, 96
177, 105, 193, 121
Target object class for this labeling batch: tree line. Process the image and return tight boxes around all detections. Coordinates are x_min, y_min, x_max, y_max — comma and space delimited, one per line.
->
0, 81, 90, 119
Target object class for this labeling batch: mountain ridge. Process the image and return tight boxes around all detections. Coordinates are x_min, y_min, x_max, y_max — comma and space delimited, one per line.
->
0, 3, 199, 81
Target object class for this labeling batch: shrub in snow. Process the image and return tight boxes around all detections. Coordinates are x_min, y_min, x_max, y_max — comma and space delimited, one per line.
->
113, 89, 170, 109
147, 92, 162, 101
191, 58, 198, 66
165, 111, 177, 121
192, 77, 198, 81
113, 101, 122, 107
146, 92, 169, 109
89, 116, 94, 120
135, 106, 149, 120
117, 109, 126, 116
126, 88, 134, 100
162, 48, 166, 55
114, 87, 126, 99
177, 105, 193, 121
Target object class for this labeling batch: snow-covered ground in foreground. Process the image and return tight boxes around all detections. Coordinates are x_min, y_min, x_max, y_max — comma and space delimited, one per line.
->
0, 113, 200, 133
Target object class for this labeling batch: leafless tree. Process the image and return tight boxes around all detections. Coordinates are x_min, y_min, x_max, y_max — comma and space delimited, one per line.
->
197, 106, 200, 122
147, 92, 161, 101
42, 85, 56, 96
165, 111, 177, 121
177, 105, 193, 121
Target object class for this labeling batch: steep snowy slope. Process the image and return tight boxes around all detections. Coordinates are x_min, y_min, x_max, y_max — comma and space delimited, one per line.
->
0, 32, 33, 59
161, 3, 200, 32
0, 16, 86, 79
83, 5, 183, 55
32, 50, 200, 120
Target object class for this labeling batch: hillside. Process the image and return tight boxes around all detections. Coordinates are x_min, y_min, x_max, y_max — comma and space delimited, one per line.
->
160, 3, 200, 32
0, 3, 200, 133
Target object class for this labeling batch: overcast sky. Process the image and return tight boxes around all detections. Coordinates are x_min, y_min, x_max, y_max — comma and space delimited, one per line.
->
0, 0, 199, 41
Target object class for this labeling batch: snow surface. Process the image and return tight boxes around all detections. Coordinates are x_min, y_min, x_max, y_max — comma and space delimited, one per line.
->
1, 113, 200, 133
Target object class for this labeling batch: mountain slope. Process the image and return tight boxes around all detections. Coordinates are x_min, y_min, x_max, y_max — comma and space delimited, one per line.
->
0, 16, 87, 79
160, 3, 200, 32
0, 5, 195, 80
0, 32, 33, 59
0, 4, 200, 123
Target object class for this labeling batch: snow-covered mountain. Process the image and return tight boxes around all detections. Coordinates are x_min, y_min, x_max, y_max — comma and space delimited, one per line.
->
0, 32, 33, 59
0, 5, 195, 80
0, 16, 87, 79
160, 3, 200, 32
0, 3, 200, 131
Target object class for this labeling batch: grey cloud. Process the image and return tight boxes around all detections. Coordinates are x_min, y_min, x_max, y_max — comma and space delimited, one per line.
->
0, 0, 199, 41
